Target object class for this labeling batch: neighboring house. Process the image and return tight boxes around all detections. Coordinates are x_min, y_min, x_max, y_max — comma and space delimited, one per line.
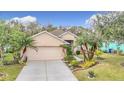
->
51, 30, 78, 46
26, 30, 77, 61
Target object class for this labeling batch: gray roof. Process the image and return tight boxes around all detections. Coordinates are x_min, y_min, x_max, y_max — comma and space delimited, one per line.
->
50, 30, 66, 37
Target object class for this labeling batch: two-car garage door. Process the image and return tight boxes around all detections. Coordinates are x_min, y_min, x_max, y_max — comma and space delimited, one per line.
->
27, 46, 64, 61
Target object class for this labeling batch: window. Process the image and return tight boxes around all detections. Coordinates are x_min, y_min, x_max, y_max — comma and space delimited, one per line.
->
65, 40, 73, 45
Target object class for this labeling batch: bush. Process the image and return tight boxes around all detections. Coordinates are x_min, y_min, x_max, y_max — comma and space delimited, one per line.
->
118, 50, 123, 55
61, 45, 73, 56
0, 61, 3, 66
3, 53, 14, 65
19, 60, 26, 65
87, 70, 96, 78
64, 55, 74, 61
80, 60, 96, 69
103, 50, 108, 53
113, 50, 117, 54
70, 60, 79, 67
95, 50, 103, 58
76, 50, 80, 55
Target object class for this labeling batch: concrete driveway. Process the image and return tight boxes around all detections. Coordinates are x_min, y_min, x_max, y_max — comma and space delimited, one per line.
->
16, 60, 77, 81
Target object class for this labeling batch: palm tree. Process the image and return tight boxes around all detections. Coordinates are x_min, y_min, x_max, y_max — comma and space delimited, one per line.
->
76, 31, 102, 62
19, 35, 37, 61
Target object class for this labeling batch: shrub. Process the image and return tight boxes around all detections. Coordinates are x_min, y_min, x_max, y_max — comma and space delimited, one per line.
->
80, 60, 96, 69
87, 70, 96, 78
61, 45, 73, 56
0, 73, 7, 80
95, 50, 103, 58
103, 50, 108, 53
113, 50, 117, 54
3, 53, 14, 65
70, 60, 79, 67
76, 50, 80, 55
64, 55, 74, 61
0, 61, 3, 66
19, 60, 26, 65
118, 50, 123, 55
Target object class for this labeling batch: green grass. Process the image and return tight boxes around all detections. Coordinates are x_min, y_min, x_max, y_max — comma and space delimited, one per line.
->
0, 64, 23, 81
74, 54, 124, 80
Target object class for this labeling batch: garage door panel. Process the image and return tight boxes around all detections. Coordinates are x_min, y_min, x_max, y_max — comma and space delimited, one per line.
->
27, 47, 64, 61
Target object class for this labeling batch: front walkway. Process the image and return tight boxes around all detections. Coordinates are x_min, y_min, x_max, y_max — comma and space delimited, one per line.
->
16, 60, 77, 81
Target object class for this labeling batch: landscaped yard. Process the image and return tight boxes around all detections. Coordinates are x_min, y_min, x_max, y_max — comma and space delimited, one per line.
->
0, 64, 23, 81
73, 54, 124, 80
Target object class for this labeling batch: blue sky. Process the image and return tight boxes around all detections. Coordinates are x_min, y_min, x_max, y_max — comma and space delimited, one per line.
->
0, 11, 99, 28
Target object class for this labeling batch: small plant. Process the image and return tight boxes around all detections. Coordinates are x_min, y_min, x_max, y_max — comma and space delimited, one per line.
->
0, 61, 3, 66
76, 50, 80, 55
61, 45, 73, 56
3, 53, 14, 65
0, 73, 8, 80
113, 50, 117, 54
80, 60, 96, 69
87, 70, 96, 78
19, 60, 26, 65
64, 55, 74, 62
103, 50, 108, 53
61, 44, 74, 62
70, 60, 79, 67
118, 50, 123, 55
95, 50, 103, 58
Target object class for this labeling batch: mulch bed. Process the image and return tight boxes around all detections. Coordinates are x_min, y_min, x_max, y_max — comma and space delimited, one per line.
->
64, 60, 99, 72
72, 62, 99, 72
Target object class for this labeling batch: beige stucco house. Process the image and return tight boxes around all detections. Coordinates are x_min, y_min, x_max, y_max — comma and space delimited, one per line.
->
26, 30, 77, 61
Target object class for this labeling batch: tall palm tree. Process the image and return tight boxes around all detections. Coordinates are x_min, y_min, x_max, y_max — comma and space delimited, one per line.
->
19, 35, 37, 61
76, 31, 102, 62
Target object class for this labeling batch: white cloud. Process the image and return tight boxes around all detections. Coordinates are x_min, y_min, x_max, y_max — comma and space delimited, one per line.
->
85, 13, 102, 25
9, 16, 37, 26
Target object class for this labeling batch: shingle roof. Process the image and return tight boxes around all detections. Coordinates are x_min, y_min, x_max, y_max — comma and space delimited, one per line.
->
50, 29, 78, 38
50, 30, 66, 37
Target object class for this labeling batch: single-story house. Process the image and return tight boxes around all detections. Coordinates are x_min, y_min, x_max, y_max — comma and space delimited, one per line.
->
26, 30, 77, 61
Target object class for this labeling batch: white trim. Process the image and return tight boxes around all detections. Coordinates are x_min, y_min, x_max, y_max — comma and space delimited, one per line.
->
31, 31, 69, 44
59, 31, 78, 38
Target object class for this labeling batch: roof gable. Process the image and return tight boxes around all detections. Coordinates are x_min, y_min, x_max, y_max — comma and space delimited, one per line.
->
32, 31, 69, 46
59, 31, 78, 38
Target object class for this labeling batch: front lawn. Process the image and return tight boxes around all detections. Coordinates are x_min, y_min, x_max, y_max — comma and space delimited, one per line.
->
73, 54, 124, 80
0, 64, 23, 81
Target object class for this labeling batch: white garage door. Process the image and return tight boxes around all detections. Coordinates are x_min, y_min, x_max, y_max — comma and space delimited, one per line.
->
27, 46, 64, 61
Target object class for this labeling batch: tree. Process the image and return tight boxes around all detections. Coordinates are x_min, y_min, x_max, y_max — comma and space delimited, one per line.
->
8, 28, 26, 63
19, 35, 37, 61
26, 22, 42, 35
0, 20, 9, 61
87, 12, 118, 42
8, 27, 36, 62
76, 31, 102, 62
43, 24, 57, 32
0, 20, 36, 63
111, 12, 124, 44
87, 12, 124, 54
